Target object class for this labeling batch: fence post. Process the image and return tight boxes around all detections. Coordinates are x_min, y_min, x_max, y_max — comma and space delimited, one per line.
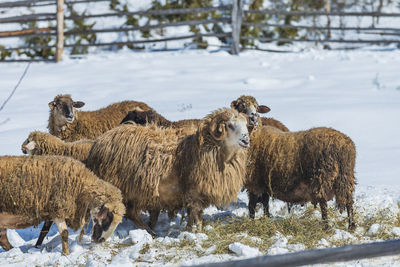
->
56, 0, 64, 62
231, 0, 243, 55
326, 0, 331, 39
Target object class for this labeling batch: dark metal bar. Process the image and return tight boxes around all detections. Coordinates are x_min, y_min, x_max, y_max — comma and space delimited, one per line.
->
1, 45, 55, 52
0, 0, 55, 8
190, 239, 400, 267
243, 22, 400, 32
64, 6, 231, 20
63, 32, 230, 47
245, 9, 400, 17
65, 18, 230, 35
241, 36, 400, 44
0, 13, 56, 24
0, 59, 55, 62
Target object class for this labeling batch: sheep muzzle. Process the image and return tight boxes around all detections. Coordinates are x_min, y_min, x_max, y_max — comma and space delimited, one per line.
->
91, 205, 114, 243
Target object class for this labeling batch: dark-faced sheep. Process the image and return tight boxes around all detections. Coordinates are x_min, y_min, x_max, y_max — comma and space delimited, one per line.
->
48, 94, 152, 141
119, 96, 276, 137
230, 95, 288, 132
231, 95, 294, 212
121, 109, 201, 129
0, 155, 125, 255
246, 126, 356, 230
22, 131, 94, 162
120, 96, 278, 132
86, 108, 250, 233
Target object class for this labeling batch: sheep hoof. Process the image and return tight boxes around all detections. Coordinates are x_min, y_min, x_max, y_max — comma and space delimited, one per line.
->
348, 223, 356, 232
322, 222, 331, 231
147, 229, 157, 238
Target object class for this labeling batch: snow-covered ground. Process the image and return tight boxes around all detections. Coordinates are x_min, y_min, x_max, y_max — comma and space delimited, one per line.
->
0, 48, 400, 266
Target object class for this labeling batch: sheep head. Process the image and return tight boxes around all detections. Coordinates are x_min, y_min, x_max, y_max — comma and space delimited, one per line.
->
48, 94, 85, 126
205, 108, 250, 149
21, 131, 45, 155
21, 137, 36, 155
231, 95, 270, 128
120, 109, 167, 126
91, 202, 124, 243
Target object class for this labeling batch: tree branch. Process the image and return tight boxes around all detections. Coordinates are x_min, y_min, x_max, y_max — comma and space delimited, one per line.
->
0, 62, 31, 113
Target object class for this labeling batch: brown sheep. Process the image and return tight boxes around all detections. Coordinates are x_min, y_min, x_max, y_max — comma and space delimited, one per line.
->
0, 155, 125, 255
246, 126, 356, 230
20, 131, 94, 247
231, 95, 294, 212
21, 131, 94, 162
86, 108, 250, 233
261, 117, 289, 132
48, 94, 152, 141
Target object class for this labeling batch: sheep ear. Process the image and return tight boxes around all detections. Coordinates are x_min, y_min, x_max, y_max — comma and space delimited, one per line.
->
230, 100, 238, 109
257, 105, 271, 114
97, 205, 109, 220
48, 101, 56, 110
73, 101, 85, 108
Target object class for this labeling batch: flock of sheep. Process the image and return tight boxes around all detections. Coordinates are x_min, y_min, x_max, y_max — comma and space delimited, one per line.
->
0, 94, 356, 255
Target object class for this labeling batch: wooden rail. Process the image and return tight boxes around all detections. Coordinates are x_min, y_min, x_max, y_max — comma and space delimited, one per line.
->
0, 27, 54, 38
190, 239, 400, 267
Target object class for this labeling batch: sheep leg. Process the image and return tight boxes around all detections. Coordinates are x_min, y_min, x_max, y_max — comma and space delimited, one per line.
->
319, 200, 329, 229
0, 228, 12, 251
287, 203, 293, 214
196, 210, 204, 232
35, 220, 53, 247
186, 207, 195, 230
186, 207, 203, 232
148, 209, 160, 230
54, 219, 69, 255
261, 193, 270, 217
78, 229, 85, 243
347, 203, 356, 231
126, 210, 156, 237
248, 192, 258, 219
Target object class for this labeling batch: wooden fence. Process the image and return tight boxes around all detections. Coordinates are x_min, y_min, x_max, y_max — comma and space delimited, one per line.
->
0, 0, 400, 62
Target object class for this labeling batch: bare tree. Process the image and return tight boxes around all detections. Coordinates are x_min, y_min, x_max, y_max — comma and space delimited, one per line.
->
0, 63, 31, 125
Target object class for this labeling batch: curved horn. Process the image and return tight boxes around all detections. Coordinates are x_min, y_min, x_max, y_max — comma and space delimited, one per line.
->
210, 112, 231, 141
48, 101, 56, 109
231, 100, 245, 113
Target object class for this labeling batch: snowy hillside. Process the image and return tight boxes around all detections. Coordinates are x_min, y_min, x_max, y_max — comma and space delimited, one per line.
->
0, 48, 400, 266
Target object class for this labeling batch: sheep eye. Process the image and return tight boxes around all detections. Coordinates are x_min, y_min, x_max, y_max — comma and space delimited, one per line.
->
228, 124, 235, 130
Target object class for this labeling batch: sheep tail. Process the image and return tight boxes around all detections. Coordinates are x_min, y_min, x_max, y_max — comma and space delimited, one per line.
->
334, 144, 356, 213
